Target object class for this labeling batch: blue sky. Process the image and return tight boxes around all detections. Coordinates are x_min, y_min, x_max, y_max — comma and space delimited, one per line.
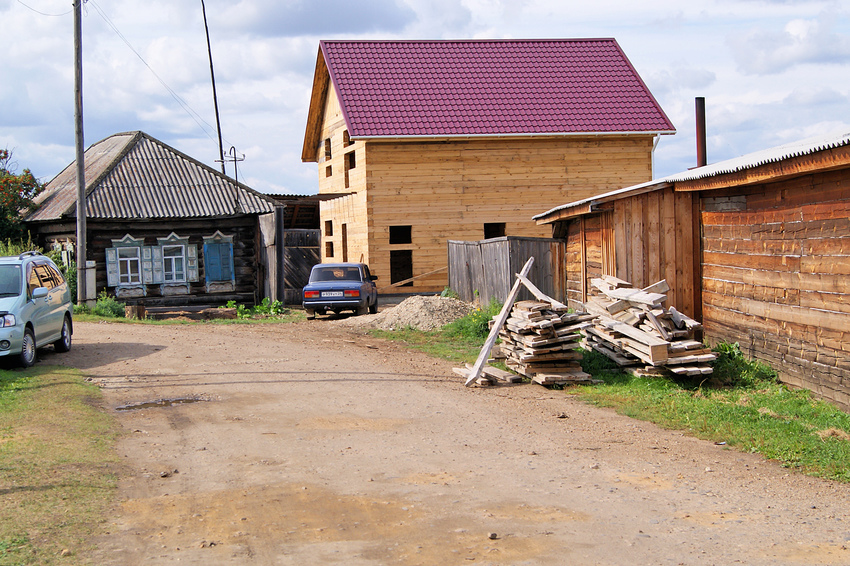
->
1, 0, 848, 195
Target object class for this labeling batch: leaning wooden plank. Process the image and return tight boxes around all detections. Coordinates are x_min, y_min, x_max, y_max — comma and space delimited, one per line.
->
641, 280, 671, 294
516, 273, 568, 310
598, 318, 669, 346
606, 288, 667, 307
465, 257, 535, 386
585, 340, 637, 366
455, 366, 495, 385
645, 311, 670, 341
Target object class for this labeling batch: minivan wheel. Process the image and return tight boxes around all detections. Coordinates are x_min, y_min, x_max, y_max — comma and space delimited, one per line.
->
19, 328, 36, 368
54, 316, 72, 353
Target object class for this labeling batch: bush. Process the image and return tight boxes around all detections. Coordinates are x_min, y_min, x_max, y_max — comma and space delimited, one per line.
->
89, 291, 125, 318
440, 287, 460, 299
0, 235, 40, 257
442, 298, 503, 340
711, 342, 778, 387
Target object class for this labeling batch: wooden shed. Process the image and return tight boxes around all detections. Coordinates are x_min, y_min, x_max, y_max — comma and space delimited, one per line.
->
302, 39, 675, 292
536, 130, 850, 410
24, 131, 278, 307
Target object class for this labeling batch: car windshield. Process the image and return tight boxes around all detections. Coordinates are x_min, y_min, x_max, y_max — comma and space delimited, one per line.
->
309, 266, 363, 283
0, 265, 22, 297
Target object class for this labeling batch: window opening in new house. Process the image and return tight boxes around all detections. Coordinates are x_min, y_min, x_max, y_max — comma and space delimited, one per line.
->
324, 220, 333, 236
326, 165, 332, 177
162, 245, 186, 282
325, 241, 334, 258
344, 151, 356, 189
389, 225, 412, 245
484, 222, 506, 239
390, 250, 413, 287
343, 130, 351, 147
324, 138, 332, 160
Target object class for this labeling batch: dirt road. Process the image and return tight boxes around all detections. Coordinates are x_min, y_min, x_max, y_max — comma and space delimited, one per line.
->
52, 320, 848, 565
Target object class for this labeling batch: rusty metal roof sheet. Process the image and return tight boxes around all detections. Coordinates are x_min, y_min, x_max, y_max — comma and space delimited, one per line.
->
27, 131, 275, 222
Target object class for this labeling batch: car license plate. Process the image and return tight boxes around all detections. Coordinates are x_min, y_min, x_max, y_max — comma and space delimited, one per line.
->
322, 291, 344, 298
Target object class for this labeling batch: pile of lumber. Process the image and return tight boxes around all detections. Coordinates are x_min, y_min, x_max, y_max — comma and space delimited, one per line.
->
582, 276, 717, 376
496, 300, 596, 385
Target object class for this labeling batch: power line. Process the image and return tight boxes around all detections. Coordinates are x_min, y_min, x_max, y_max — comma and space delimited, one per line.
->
86, 0, 234, 150
15, 0, 72, 17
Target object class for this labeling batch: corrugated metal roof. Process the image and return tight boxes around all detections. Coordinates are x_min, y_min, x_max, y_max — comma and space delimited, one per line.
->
319, 39, 676, 138
664, 128, 850, 183
27, 131, 275, 222
534, 128, 850, 221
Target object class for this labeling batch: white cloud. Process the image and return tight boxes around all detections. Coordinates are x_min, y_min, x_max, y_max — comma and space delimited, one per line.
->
728, 13, 850, 74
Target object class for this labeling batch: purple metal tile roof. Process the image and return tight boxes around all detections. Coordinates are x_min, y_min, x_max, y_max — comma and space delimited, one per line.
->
320, 39, 675, 138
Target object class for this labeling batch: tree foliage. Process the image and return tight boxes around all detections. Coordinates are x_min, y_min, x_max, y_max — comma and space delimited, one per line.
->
0, 149, 43, 240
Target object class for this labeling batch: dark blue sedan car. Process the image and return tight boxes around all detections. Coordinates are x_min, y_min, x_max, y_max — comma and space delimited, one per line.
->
302, 263, 378, 319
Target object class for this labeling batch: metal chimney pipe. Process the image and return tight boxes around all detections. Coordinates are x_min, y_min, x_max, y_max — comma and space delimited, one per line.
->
695, 97, 707, 167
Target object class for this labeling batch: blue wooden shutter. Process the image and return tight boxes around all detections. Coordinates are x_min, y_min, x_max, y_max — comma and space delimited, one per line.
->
204, 242, 233, 282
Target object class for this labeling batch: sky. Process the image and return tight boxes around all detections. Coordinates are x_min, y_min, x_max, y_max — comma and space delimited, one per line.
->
1, 0, 848, 195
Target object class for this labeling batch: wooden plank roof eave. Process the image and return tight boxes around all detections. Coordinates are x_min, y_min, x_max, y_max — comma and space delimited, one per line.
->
534, 180, 673, 224
301, 46, 334, 163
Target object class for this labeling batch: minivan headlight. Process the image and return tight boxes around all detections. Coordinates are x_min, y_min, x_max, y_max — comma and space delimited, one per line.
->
0, 314, 15, 327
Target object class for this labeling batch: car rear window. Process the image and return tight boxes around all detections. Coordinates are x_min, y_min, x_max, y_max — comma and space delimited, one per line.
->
310, 266, 363, 282
0, 265, 22, 297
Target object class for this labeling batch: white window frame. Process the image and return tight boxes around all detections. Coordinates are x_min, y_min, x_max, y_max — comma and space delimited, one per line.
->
162, 244, 186, 282
118, 246, 141, 285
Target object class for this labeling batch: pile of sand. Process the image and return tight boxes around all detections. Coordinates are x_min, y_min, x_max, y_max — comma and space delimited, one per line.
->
332, 295, 475, 331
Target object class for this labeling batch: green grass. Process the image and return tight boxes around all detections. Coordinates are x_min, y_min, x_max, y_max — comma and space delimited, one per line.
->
0, 365, 122, 564
369, 304, 850, 483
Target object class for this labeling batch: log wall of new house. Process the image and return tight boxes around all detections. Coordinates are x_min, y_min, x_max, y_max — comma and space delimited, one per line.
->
700, 168, 850, 410
362, 136, 655, 292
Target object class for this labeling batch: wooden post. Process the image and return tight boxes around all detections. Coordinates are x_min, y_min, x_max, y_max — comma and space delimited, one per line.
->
464, 257, 534, 386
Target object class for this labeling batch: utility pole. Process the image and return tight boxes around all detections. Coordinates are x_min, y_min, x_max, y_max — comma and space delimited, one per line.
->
74, 0, 87, 304
201, 0, 225, 174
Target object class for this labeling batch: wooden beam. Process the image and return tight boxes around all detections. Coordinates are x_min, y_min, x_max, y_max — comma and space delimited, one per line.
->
516, 273, 568, 309
465, 257, 535, 386
378, 266, 447, 291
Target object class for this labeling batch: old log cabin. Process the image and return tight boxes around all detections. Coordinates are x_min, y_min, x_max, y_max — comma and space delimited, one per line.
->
301, 39, 676, 292
535, 130, 850, 410
24, 131, 277, 307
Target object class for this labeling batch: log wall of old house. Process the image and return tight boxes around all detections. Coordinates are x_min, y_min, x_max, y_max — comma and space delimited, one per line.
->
700, 169, 850, 410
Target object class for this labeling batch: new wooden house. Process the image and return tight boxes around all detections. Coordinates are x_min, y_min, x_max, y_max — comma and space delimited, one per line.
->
535, 130, 850, 410
302, 39, 675, 292
24, 131, 277, 307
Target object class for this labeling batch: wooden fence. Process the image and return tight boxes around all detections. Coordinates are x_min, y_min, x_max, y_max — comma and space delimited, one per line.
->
448, 237, 566, 305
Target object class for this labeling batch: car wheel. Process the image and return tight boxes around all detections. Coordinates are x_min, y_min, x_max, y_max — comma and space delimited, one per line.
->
19, 327, 36, 368
54, 315, 72, 352
355, 305, 368, 316
369, 301, 378, 314
305, 309, 316, 320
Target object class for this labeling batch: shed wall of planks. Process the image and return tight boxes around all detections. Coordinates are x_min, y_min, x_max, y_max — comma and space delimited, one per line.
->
558, 187, 698, 318
700, 168, 850, 410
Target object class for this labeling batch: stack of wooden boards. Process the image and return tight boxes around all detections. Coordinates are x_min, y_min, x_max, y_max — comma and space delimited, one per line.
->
582, 276, 717, 376
496, 300, 596, 385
